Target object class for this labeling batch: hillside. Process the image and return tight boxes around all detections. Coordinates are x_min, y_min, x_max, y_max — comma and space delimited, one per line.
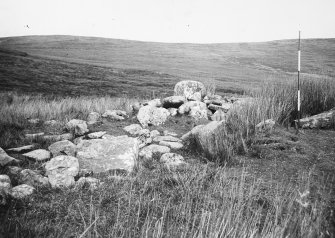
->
0, 35, 335, 96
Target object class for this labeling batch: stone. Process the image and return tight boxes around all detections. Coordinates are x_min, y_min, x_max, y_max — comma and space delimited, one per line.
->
178, 101, 207, 116
45, 155, 79, 188
150, 130, 160, 139
43, 133, 73, 141
102, 110, 127, 121
66, 119, 89, 136
6, 145, 36, 153
48, 140, 76, 157
153, 136, 182, 143
10, 184, 35, 199
168, 108, 178, 117
76, 136, 139, 173
162, 96, 186, 108
207, 109, 213, 118
19, 169, 49, 187
137, 105, 170, 127
256, 119, 276, 133
143, 99, 162, 107
87, 112, 101, 125
138, 129, 151, 137
132, 102, 142, 113
123, 124, 143, 136
77, 169, 93, 178
139, 144, 170, 160
181, 125, 204, 141
159, 141, 184, 150
44, 120, 60, 126
75, 177, 101, 191
6, 166, 22, 184
208, 104, 222, 111
188, 91, 202, 101
87, 131, 106, 139
27, 118, 40, 124
296, 109, 335, 129
163, 130, 178, 137
160, 153, 186, 170
189, 102, 208, 120
211, 109, 226, 121
0, 147, 19, 167
174, 80, 206, 101
23, 149, 51, 162
0, 175, 11, 205
25, 132, 44, 139
73, 136, 85, 145
182, 121, 226, 159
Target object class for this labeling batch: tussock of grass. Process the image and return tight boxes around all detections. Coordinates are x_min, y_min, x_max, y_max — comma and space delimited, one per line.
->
2, 165, 332, 237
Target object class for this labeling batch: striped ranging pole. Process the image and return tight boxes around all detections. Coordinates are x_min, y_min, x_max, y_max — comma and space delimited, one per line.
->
297, 31, 301, 128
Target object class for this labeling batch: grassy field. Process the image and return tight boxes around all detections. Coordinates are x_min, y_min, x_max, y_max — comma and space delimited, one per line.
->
0, 35, 335, 96
0, 36, 335, 237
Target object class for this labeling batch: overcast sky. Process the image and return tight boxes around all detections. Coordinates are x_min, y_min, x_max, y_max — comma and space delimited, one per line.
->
0, 0, 334, 43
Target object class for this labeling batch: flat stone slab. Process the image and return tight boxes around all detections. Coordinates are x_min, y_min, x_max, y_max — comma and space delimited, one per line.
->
48, 140, 76, 157
25, 132, 44, 139
0, 147, 19, 167
6, 145, 36, 153
159, 141, 183, 150
153, 136, 181, 143
76, 135, 139, 173
23, 149, 51, 162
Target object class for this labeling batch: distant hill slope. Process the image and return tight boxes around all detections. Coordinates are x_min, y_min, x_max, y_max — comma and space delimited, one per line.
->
0, 35, 334, 96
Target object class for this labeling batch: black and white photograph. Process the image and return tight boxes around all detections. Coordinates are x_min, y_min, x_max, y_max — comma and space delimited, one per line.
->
0, 0, 334, 237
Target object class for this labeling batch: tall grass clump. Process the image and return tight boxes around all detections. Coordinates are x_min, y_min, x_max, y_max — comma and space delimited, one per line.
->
2, 165, 332, 237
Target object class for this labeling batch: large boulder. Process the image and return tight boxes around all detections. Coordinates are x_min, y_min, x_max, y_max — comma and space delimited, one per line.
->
66, 119, 89, 136
19, 169, 49, 187
182, 121, 226, 159
0, 147, 19, 167
76, 135, 139, 173
296, 109, 335, 129
174, 80, 206, 101
162, 96, 186, 108
137, 105, 170, 127
45, 156, 79, 188
48, 140, 76, 157
23, 149, 51, 162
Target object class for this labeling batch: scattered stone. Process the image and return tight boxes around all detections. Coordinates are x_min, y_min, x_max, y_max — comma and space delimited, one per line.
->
211, 109, 226, 121
87, 131, 106, 139
183, 121, 226, 159
43, 133, 73, 141
143, 99, 162, 107
0, 175, 11, 205
10, 184, 35, 199
188, 91, 202, 101
168, 108, 178, 117
19, 169, 49, 187
27, 118, 40, 124
0, 147, 20, 167
159, 141, 183, 150
45, 155, 79, 188
123, 124, 143, 136
87, 112, 101, 125
44, 120, 60, 126
6, 145, 36, 153
25, 132, 44, 139
174, 80, 206, 100
137, 105, 170, 127
76, 136, 139, 173
48, 140, 76, 157
160, 153, 186, 170
162, 96, 186, 108
139, 144, 170, 160
5, 166, 22, 184
297, 109, 335, 129
102, 110, 127, 121
150, 130, 160, 139
73, 136, 85, 145
256, 119, 276, 133
132, 102, 142, 113
153, 136, 181, 143
163, 130, 178, 137
23, 149, 51, 162
75, 177, 101, 191
66, 119, 89, 136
